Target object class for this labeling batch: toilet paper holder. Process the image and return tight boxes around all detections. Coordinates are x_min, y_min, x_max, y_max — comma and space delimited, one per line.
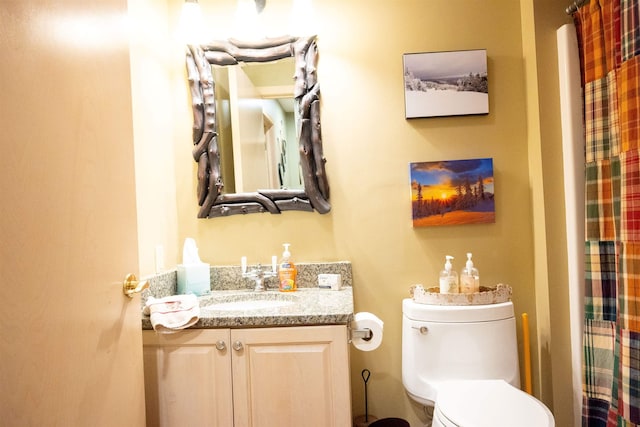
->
350, 328, 373, 341
350, 312, 384, 351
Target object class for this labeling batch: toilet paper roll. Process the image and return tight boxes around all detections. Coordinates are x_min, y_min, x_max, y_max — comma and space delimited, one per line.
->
351, 312, 384, 351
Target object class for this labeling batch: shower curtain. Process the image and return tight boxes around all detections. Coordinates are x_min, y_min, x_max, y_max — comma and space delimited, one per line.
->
573, 0, 640, 426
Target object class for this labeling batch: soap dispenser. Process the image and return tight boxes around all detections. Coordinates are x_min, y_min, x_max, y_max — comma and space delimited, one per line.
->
278, 243, 297, 292
460, 252, 480, 294
439, 255, 459, 294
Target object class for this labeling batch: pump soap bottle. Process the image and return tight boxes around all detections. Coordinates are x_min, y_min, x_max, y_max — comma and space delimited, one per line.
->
278, 243, 297, 292
460, 252, 480, 294
439, 255, 459, 294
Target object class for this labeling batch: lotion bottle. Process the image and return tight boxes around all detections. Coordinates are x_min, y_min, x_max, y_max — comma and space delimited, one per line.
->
278, 243, 297, 292
460, 252, 480, 294
439, 255, 459, 294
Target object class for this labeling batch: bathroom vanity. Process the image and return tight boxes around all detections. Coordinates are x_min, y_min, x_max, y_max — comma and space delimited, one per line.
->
143, 325, 350, 426
141, 264, 354, 427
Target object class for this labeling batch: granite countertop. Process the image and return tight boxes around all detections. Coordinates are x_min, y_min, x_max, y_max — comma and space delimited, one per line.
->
141, 287, 354, 330
141, 262, 354, 330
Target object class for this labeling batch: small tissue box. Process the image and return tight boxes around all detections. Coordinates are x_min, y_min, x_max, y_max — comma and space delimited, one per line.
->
177, 263, 210, 296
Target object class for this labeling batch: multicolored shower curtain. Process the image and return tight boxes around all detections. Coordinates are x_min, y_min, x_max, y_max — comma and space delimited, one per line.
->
574, 0, 640, 426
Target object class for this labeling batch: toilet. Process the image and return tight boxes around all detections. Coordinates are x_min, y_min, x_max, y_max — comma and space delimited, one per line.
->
402, 299, 555, 427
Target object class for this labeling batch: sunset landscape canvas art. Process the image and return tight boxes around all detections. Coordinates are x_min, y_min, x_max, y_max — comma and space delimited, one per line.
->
410, 158, 495, 227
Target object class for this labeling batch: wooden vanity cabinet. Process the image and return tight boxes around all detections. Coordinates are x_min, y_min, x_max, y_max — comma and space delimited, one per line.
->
142, 328, 233, 426
143, 325, 352, 427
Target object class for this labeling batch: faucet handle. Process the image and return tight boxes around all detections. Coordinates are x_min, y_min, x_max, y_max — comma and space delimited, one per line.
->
242, 262, 277, 291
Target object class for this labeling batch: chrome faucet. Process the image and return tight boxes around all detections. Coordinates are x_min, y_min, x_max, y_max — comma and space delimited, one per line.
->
241, 257, 277, 292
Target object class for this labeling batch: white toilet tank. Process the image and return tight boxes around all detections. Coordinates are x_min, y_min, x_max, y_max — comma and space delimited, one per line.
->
402, 299, 521, 406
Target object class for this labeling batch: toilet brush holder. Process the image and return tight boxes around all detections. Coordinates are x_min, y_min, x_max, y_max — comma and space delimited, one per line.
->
354, 369, 378, 427
353, 414, 379, 427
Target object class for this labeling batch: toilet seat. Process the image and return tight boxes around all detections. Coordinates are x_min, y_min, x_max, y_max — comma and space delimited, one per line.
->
432, 380, 554, 427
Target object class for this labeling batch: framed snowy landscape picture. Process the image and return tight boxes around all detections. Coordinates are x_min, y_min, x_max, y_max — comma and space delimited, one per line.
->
403, 49, 488, 118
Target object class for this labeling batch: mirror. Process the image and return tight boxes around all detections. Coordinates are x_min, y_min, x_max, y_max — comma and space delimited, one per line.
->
213, 58, 301, 193
186, 35, 330, 218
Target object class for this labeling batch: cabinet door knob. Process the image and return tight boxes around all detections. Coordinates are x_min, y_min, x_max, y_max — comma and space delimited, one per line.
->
215, 340, 226, 351
232, 340, 244, 351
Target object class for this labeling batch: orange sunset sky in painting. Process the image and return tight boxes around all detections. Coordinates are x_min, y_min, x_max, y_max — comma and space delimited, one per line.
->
410, 158, 494, 201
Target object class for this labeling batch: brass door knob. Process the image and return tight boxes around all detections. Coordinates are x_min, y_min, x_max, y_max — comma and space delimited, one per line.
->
122, 274, 149, 298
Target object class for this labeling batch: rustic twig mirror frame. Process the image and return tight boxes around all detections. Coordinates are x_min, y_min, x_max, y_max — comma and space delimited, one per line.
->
186, 35, 330, 218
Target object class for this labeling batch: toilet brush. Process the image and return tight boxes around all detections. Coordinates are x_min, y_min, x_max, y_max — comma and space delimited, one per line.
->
353, 369, 378, 427
363, 369, 370, 422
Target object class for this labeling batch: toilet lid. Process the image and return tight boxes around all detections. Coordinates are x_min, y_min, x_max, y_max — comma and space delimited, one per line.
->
435, 380, 554, 427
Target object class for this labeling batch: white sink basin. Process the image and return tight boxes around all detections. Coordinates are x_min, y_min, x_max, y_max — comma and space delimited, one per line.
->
204, 299, 295, 311
200, 292, 298, 312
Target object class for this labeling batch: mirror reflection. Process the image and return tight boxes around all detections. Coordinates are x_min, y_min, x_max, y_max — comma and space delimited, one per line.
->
186, 36, 330, 218
213, 59, 302, 193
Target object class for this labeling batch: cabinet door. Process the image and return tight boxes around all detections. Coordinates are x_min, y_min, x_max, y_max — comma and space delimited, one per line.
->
231, 325, 351, 427
143, 329, 233, 427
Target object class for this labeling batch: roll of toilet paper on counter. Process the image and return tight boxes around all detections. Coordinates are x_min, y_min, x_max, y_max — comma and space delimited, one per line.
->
351, 312, 384, 351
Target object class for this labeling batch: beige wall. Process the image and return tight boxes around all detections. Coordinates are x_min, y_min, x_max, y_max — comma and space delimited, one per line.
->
129, 0, 183, 275
131, 1, 575, 425
522, 0, 577, 425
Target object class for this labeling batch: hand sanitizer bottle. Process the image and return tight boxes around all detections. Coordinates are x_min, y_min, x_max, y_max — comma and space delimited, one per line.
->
278, 243, 297, 292
460, 252, 480, 294
439, 255, 459, 294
